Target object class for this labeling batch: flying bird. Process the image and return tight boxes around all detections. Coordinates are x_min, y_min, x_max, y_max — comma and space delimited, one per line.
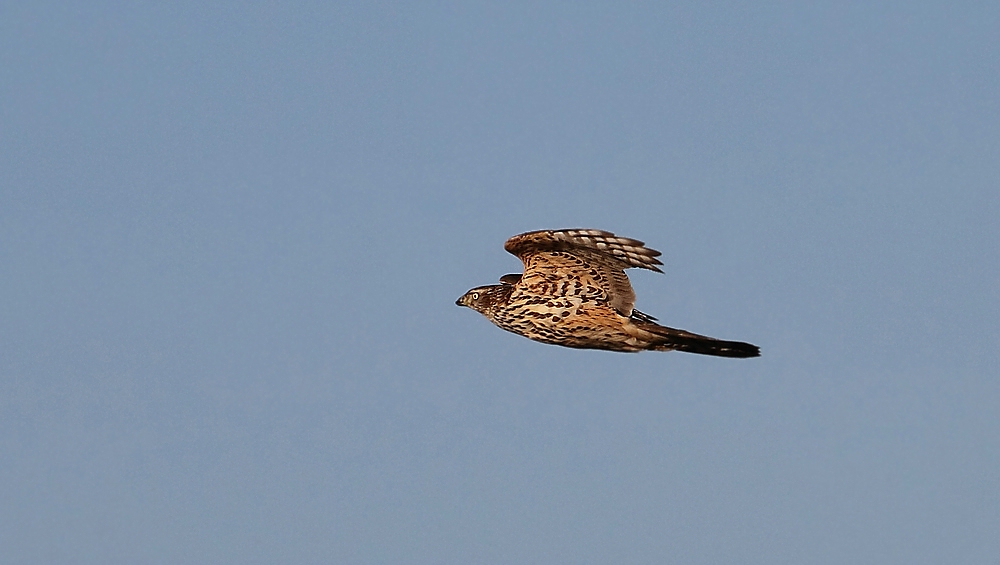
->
456, 229, 760, 358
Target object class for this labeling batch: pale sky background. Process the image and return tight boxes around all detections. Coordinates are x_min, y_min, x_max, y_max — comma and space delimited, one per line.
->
2, 2, 998, 564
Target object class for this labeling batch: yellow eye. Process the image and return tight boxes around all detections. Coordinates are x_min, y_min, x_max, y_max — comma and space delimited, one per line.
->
472, 292, 480, 300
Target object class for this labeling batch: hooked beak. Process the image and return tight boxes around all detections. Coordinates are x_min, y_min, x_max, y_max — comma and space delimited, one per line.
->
455, 295, 466, 307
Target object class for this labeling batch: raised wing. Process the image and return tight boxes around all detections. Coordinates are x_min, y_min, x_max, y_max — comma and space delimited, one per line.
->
504, 229, 664, 272
499, 273, 522, 285
503, 229, 663, 316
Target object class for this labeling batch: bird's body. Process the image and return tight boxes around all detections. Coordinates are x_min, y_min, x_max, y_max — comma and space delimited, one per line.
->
456, 229, 760, 358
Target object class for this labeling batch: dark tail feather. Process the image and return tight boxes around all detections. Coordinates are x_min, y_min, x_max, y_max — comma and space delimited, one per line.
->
638, 322, 760, 358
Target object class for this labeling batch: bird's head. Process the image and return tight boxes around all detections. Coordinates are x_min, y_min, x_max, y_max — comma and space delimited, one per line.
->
455, 284, 510, 315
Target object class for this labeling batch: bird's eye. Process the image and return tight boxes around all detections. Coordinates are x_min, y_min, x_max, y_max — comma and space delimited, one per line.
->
472, 292, 480, 300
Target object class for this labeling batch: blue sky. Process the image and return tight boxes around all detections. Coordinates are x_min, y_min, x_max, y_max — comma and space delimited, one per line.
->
2, 2, 998, 563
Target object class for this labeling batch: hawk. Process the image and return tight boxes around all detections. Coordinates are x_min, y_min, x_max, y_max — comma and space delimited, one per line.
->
456, 229, 760, 358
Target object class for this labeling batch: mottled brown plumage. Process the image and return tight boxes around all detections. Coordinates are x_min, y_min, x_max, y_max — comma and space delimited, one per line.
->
456, 229, 760, 358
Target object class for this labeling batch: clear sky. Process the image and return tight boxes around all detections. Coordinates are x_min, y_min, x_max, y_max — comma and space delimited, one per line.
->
2, 2, 998, 563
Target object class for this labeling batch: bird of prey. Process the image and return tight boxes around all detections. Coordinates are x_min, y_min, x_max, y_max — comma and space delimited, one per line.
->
456, 229, 760, 358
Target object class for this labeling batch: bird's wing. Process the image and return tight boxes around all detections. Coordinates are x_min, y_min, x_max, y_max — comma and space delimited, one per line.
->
499, 273, 522, 285
504, 229, 663, 316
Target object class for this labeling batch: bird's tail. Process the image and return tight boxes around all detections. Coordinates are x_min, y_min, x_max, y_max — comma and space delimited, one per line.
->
634, 320, 760, 358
